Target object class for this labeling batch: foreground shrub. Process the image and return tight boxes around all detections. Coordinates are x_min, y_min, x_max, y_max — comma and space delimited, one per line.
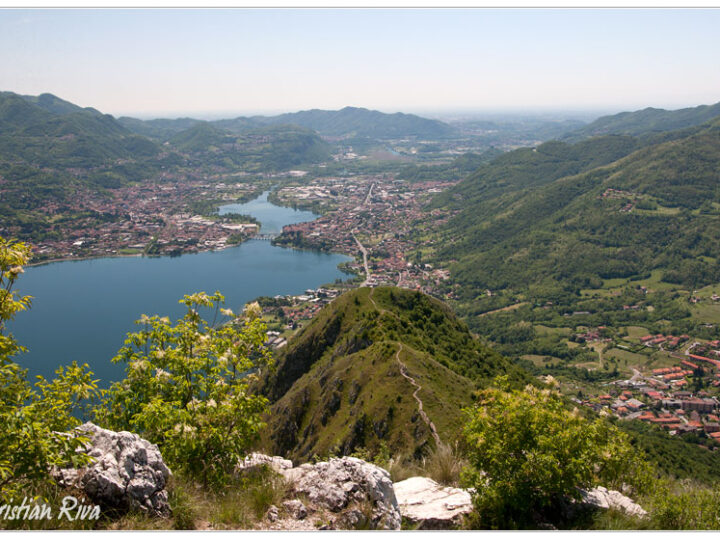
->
0, 237, 98, 501
462, 376, 651, 528
647, 479, 720, 529
95, 292, 272, 487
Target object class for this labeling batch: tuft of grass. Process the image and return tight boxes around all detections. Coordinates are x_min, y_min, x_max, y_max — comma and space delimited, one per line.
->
247, 473, 290, 520
587, 508, 647, 530
210, 491, 253, 529
167, 478, 199, 530
422, 442, 467, 487
106, 510, 172, 530
206, 466, 290, 528
382, 453, 423, 483
378, 441, 467, 486
141, 466, 292, 530
401, 516, 422, 530
352, 497, 376, 530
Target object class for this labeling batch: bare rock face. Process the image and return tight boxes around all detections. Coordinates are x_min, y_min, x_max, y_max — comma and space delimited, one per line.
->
282, 499, 308, 520
52, 422, 172, 517
579, 486, 647, 518
281, 457, 401, 530
393, 476, 473, 529
265, 505, 280, 522
236, 453, 294, 475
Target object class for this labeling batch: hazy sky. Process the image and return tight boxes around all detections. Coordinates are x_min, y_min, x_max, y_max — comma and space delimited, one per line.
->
1, 8, 719, 118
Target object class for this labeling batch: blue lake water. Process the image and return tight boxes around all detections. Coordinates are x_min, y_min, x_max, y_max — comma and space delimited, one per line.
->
9, 194, 350, 385
219, 190, 317, 234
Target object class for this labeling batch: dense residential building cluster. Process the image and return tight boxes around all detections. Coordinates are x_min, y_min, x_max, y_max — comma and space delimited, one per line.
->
272, 175, 457, 297
9, 181, 262, 262
579, 340, 720, 445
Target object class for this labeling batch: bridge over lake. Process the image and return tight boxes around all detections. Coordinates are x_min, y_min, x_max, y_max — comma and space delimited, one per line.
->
253, 233, 279, 241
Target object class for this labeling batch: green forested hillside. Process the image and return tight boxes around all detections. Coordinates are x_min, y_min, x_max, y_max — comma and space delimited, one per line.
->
0, 92, 165, 238
564, 101, 720, 141
430, 118, 720, 302
169, 122, 235, 151
170, 123, 332, 171
260, 286, 528, 461
210, 116, 263, 134
20, 92, 101, 116
0, 92, 160, 166
248, 125, 332, 170
117, 116, 201, 140
432, 135, 640, 212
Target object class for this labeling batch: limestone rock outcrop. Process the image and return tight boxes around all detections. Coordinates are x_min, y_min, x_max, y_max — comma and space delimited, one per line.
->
236, 452, 293, 475
280, 456, 401, 530
52, 422, 172, 517
393, 476, 473, 529
579, 486, 647, 517
282, 499, 308, 520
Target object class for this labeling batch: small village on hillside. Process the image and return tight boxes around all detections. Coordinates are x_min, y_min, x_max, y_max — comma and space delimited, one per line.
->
570, 328, 720, 447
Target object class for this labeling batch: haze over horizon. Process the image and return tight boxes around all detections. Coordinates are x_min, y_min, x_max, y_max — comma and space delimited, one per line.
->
118, 105, 615, 123
1, 8, 719, 118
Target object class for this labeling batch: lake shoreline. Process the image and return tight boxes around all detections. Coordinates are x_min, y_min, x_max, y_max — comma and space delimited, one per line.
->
27, 186, 345, 270
11, 191, 354, 384
27, 252, 144, 269
12, 240, 353, 385
26, 235, 355, 272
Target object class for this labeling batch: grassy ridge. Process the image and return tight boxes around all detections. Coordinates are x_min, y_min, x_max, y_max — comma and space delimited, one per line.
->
260, 287, 528, 462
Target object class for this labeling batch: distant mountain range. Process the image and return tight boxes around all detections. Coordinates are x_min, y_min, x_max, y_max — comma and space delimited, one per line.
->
0, 91, 348, 172
249, 106, 457, 139
119, 105, 458, 141
0, 91, 333, 239
115, 116, 201, 141
18, 92, 102, 117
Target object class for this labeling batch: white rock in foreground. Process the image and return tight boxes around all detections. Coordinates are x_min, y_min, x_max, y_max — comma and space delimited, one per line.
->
281, 456, 401, 530
393, 476, 473, 529
237, 452, 293, 474
52, 422, 172, 517
579, 486, 647, 517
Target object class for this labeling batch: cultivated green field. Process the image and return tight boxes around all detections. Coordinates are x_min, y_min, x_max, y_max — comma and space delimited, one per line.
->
691, 303, 720, 325
623, 326, 651, 340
